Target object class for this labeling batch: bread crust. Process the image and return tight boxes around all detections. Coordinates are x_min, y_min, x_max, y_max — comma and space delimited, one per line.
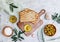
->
19, 8, 38, 23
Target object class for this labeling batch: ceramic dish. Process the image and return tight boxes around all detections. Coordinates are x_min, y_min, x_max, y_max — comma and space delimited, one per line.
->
2, 26, 13, 37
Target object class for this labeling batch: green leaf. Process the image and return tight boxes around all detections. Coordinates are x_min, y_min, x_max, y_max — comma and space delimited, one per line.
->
52, 15, 55, 20
9, 3, 18, 12
10, 3, 18, 8
20, 37, 24, 40
11, 29, 24, 42
11, 35, 16, 38
52, 13, 58, 20
18, 31, 24, 39
11, 36, 17, 41
12, 39, 17, 42
10, 5, 13, 12
18, 31, 22, 38
12, 4, 18, 8
13, 29, 17, 35
52, 13, 60, 23
54, 13, 58, 17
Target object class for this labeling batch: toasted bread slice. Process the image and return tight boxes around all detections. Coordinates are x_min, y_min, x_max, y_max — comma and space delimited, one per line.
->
19, 8, 38, 22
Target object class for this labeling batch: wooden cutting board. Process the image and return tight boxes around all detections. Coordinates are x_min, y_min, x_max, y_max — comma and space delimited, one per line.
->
17, 19, 43, 36
17, 9, 46, 36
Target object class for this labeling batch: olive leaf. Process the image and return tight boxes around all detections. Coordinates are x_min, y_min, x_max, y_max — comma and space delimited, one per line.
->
19, 37, 24, 40
13, 28, 18, 35
10, 3, 18, 8
18, 31, 22, 37
11, 35, 17, 42
52, 13, 60, 24
10, 5, 13, 12
11, 28, 24, 42
18, 31, 25, 37
18, 31, 24, 40
52, 13, 58, 20
9, 3, 18, 12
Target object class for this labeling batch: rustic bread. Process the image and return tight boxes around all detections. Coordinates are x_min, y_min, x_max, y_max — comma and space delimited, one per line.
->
19, 8, 38, 22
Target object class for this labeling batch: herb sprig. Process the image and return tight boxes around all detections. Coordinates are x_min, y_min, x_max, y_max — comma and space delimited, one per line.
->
11, 28, 25, 42
52, 13, 60, 23
9, 3, 18, 12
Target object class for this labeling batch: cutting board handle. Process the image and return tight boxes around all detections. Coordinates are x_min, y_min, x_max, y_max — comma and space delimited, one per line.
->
38, 9, 46, 16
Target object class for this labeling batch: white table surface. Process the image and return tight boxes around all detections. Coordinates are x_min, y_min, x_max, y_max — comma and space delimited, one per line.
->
0, 0, 60, 42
